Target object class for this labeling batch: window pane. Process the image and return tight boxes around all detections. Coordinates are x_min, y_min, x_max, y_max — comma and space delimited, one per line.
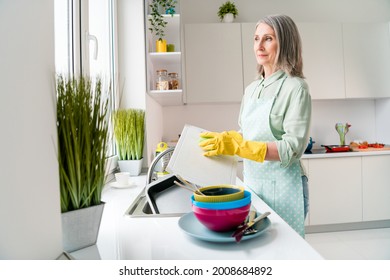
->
54, 0, 117, 158
87, 0, 117, 157
54, 0, 72, 75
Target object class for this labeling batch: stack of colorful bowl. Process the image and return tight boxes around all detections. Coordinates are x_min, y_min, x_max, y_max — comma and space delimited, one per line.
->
191, 185, 251, 232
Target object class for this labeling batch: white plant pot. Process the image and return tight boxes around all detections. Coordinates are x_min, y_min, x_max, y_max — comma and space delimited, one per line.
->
223, 13, 234, 23
118, 159, 143, 176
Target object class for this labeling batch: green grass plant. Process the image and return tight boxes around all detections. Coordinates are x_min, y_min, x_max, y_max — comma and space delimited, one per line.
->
56, 75, 109, 212
113, 108, 145, 161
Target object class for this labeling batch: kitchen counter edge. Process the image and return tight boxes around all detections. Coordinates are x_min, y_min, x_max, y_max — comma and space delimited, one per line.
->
302, 150, 390, 159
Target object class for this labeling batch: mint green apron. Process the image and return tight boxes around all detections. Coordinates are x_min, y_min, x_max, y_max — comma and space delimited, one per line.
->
241, 76, 305, 237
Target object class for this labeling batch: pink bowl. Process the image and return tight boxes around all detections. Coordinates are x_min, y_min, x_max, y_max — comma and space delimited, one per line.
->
192, 202, 251, 232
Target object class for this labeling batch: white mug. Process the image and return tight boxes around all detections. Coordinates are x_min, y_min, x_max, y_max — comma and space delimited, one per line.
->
115, 172, 130, 185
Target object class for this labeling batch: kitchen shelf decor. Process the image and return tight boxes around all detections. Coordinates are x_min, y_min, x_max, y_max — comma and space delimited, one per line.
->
217, 1, 238, 23
146, 0, 183, 106
56, 75, 110, 252
148, 0, 177, 52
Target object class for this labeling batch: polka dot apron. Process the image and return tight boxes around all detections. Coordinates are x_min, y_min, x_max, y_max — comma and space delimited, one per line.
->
241, 76, 305, 237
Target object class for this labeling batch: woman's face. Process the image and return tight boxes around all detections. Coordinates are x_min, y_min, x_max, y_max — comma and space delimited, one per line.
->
254, 23, 278, 72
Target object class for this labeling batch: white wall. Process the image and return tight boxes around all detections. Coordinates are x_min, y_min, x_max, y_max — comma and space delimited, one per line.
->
118, 0, 153, 165
311, 100, 376, 147
159, 0, 390, 144
0, 0, 62, 259
376, 99, 390, 143
117, 0, 147, 110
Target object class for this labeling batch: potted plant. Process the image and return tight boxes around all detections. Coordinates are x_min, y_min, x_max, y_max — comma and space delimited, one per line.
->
56, 75, 110, 252
148, 0, 177, 52
217, 1, 238, 23
113, 108, 145, 176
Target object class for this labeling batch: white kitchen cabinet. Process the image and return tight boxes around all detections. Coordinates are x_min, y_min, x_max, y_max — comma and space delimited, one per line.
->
297, 23, 346, 99
241, 22, 258, 88
183, 23, 244, 103
362, 155, 390, 221
242, 22, 347, 100
146, 9, 183, 106
308, 157, 362, 225
343, 22, 390, 98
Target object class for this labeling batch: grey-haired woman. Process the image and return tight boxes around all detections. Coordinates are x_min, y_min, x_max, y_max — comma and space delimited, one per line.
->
200, 14, 311, 237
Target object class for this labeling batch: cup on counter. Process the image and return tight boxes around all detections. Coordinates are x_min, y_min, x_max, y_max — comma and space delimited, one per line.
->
115, 172, 130, 185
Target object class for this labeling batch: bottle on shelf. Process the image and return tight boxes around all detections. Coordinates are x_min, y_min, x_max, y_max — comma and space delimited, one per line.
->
168, 72, 179, 90
155, 69, 169, 90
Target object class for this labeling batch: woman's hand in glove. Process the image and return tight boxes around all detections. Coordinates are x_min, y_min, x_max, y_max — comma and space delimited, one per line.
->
199, 131, 267, 162
199, 131, 242, 156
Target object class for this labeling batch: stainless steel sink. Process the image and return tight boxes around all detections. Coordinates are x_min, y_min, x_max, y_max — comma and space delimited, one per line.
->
125, 147, 187, 218
125, 187, 187, 218
124, 187, 154, 217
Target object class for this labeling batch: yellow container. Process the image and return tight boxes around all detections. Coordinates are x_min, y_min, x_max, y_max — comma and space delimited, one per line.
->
156, 39, 167, 52
194, 185, 245, 203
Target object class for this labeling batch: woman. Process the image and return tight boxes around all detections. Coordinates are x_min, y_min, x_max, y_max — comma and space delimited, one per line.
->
199, 14, 311, 237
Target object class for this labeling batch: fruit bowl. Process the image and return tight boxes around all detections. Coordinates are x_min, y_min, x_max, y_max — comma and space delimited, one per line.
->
193, 185, 245, 203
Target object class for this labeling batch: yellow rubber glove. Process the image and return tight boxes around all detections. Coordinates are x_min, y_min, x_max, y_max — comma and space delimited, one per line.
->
199, 131, 267, 162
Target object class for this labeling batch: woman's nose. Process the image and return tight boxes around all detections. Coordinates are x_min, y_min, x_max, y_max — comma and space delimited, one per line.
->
256, 41, 264, 51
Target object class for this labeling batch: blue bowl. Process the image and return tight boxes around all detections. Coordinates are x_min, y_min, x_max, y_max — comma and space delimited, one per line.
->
191, 190, 251, 210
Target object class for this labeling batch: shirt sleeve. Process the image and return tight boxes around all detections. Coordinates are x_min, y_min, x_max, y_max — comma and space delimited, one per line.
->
276, 81, 312, 168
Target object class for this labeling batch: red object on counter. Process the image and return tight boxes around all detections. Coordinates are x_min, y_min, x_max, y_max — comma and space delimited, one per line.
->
322, 145, 350, 153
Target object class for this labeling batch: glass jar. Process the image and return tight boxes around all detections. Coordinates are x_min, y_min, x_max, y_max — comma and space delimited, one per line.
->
155, 69, 169, 90
168, 72, 179, 90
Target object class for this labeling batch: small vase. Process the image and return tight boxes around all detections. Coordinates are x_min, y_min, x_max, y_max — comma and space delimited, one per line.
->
222, 13, 234, 23
156, 39, 167, 52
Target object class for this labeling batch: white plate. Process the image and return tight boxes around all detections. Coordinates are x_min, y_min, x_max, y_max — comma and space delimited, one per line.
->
178, 212, 271, 243
108, 180, 137, 189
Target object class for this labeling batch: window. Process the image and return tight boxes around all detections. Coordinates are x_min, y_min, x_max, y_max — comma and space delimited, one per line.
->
54, 0, 118, 158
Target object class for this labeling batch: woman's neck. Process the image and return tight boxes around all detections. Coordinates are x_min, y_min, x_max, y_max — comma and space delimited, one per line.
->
263, 65, 278, 79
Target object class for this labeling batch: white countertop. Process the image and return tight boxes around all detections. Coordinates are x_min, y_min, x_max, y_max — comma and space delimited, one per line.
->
70, 175, 323, 260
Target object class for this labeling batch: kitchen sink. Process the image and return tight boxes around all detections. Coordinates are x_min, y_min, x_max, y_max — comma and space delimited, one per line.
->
125, 147, 189, 218
125, 187, 188, 218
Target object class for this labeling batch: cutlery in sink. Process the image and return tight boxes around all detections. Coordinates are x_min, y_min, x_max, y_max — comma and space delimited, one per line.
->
232, 211, 271, 243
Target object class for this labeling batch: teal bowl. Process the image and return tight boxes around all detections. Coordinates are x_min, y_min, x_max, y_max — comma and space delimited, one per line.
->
191, 190, 251, 210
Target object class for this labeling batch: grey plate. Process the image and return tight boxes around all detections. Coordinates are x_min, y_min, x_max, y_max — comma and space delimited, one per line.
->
178, 212, 271, 243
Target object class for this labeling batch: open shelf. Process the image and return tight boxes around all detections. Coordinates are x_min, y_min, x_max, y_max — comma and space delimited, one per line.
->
146, 7, 182, 106
149, 52, 181, 66
148, 90, 183, 106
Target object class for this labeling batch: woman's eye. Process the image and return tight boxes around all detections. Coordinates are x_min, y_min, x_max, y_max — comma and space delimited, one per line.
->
265, 36, 272, 41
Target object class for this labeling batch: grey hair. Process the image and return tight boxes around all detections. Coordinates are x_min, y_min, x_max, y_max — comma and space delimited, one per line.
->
256, 14, 304, 78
